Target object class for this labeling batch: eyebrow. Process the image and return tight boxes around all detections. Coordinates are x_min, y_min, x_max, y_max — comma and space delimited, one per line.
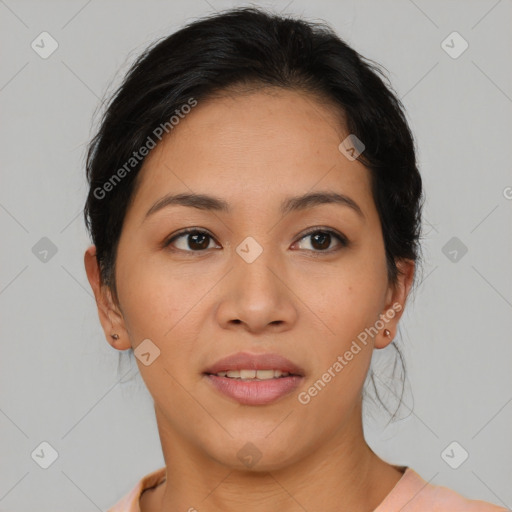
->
144, 190, 365, 220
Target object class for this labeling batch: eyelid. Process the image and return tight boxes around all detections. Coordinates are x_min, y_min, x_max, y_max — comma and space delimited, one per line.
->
163, 227, 219, 250
298, 226, 348, 243
164, 226, 349, 253
293, 226, 349, 251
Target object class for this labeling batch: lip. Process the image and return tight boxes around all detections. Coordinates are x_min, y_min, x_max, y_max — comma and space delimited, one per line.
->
205, 374, 303, 405
203, 352, 305, 376
203, 352, 305, 406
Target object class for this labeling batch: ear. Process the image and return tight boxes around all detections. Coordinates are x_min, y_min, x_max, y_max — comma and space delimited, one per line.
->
375, 258, 415, 349
84, 245, 131, 351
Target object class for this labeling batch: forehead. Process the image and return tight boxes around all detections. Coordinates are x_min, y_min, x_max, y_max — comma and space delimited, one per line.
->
128, 88, 375, 221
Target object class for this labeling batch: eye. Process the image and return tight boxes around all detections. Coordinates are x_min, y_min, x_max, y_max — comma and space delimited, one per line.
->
164, 228, 220, 253
293, 228, 349, 253
164, 227, 349, 254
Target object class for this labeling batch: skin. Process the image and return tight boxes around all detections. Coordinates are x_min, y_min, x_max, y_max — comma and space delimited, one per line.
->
84, 87, 415, 511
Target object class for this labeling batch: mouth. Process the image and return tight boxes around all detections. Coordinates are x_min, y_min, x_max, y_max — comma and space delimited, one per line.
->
208, 369, 297, 380
203, 352, 305, 405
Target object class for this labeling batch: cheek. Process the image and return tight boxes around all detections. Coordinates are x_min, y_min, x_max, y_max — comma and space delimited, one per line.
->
115, 260, 205, 403
114, 247, 183, 351
300, 254, 387, 343
115, 249, 216, 366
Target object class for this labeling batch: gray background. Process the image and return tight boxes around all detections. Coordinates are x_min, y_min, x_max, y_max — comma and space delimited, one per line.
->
1, 0, 511, 510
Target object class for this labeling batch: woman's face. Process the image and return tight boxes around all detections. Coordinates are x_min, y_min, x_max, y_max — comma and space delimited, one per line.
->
86, 87, 413, 471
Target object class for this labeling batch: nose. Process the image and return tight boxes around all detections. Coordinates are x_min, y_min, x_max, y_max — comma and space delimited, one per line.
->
215, 244, 298, 334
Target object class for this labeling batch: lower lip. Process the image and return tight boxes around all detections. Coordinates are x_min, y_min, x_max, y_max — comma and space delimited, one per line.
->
204, 374, 303, 405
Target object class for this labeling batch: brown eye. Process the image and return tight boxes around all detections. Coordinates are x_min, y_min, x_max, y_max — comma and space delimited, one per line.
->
164, 227, 348, 255
165, 229, 219, 252
294, 228, 348, 253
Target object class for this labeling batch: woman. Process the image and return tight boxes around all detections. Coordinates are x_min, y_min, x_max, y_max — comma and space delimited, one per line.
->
83, 6, 507, 511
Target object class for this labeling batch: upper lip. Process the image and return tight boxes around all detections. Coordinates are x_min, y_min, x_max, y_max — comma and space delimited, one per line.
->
204, 352, 305, 376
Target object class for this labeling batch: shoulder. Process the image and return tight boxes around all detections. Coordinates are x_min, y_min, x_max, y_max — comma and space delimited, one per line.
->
423, 480, 509, 511
107, 467, 167, 512
375, 467, 509, 512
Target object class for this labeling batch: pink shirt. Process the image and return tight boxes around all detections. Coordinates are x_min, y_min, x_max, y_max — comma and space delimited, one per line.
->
106, 466, 508, 511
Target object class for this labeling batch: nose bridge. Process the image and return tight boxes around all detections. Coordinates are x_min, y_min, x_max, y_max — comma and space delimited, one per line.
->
233, 232, 279, 289
214, 216, 299, 332
228, 231, 291, 321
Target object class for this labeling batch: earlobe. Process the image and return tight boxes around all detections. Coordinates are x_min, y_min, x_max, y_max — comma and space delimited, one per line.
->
84, 245, 131, 351
375, 259, 415, 349
375, 324, 394, 350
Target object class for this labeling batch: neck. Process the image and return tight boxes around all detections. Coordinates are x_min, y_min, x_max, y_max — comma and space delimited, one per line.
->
147, 400, 403, 512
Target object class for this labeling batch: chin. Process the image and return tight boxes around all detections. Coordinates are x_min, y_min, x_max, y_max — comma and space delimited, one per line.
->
204, 433, 302, 473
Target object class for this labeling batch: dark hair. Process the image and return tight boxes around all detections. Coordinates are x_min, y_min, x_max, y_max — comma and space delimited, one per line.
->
84, 6, 424, 422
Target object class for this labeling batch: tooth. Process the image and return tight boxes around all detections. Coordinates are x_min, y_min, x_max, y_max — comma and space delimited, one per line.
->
217, 369, 293, 380
255, 370, 275, 380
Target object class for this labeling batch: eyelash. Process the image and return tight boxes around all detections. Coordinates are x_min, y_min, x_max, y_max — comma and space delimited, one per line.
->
163, 227, 349, 256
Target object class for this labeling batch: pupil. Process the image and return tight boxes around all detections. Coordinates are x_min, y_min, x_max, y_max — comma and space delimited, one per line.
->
312, 232, 330, 250
186, 231, 332, 251
190, 233, 209, 250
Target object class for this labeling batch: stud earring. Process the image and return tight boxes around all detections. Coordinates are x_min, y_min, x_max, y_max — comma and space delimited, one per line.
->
383, 329, 391, 337
111, 333, 120, 340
